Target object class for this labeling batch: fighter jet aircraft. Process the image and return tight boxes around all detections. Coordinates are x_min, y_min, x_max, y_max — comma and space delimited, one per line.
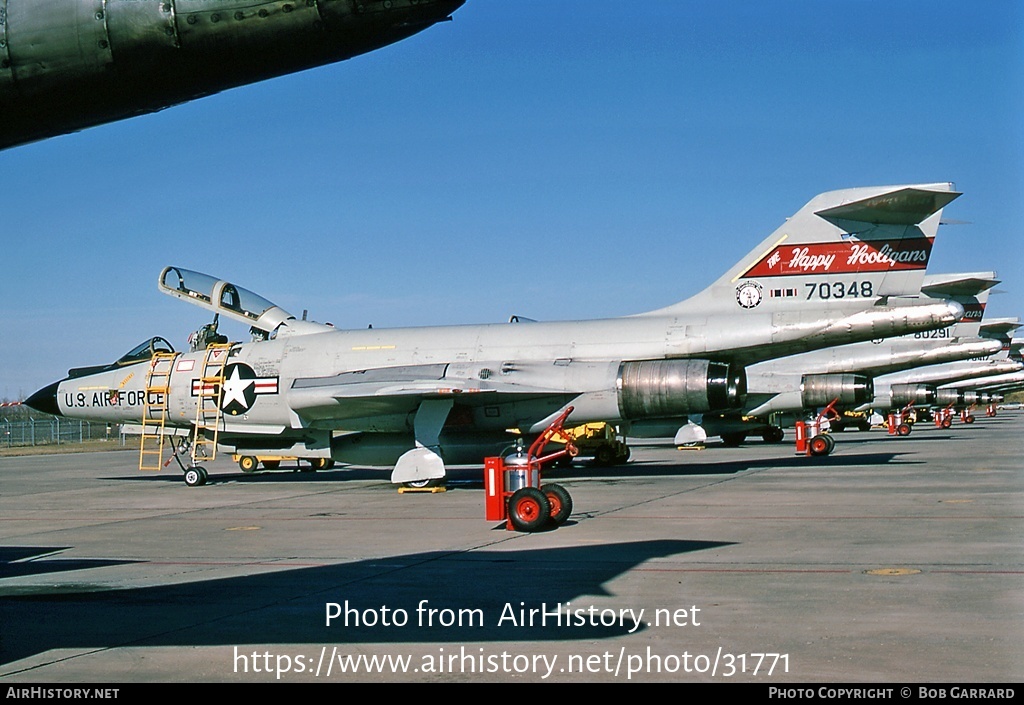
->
0, 0, 465, 150
662, 272, 1006, 448
860, 320, 1023, 430
26, 183, 965, 486
932, 336, 1024, 397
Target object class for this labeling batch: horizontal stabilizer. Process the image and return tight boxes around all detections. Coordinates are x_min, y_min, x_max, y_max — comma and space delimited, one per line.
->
816, 185, 961, 227
980, 318, 1022, 338
920, 272, 999, 298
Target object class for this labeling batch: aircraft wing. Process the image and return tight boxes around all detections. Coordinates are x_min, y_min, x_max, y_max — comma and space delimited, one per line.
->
287, 363, 574, 423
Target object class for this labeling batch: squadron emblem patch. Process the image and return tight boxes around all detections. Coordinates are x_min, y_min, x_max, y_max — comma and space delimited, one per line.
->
735, 281, 763, 309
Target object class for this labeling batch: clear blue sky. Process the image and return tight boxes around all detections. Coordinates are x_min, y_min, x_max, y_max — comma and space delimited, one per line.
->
1, 0, 1021, 400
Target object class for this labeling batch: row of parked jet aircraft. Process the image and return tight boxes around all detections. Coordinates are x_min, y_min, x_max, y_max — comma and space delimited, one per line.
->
24, 182, 1023, 489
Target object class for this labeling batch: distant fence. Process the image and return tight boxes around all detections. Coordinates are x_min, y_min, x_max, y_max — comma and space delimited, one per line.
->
1, 416, 121, 448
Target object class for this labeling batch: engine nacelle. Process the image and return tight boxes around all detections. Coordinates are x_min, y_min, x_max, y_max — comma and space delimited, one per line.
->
889, 383, 937, 408
800, 373, 873, 409
617, 359, 746, 418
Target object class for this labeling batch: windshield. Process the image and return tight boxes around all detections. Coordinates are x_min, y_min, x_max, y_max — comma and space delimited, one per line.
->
115, 337, 175, 366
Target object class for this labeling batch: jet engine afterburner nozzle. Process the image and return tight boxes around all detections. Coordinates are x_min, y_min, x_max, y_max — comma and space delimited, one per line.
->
616, 359, 746, 419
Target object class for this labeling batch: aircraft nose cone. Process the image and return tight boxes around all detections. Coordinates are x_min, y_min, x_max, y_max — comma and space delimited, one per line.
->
24, 381, 62, 416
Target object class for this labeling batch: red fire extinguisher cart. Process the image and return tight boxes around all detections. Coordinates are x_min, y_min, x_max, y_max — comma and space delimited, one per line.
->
484, 406, 578, 532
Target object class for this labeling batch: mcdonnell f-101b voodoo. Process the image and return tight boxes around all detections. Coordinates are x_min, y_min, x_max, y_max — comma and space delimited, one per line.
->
0, 0, 465, 150
665, 272, 1005, 448
26, 183, 965, 486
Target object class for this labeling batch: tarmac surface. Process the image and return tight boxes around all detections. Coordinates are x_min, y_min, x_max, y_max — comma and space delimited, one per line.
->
0, 414, 1021, 683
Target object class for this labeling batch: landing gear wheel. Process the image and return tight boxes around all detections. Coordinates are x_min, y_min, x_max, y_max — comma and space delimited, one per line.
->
184, 466, 207, 487
615, 446, 631, 463
262, 460, 280, 470
541, 483, 573, 526
507, 487, 551, 532
309, 458, 330, 470
857, 420, 872, 432
238, 456, 258, 473
897, 423, 912, 436
808, 434, 832, 457
761, 426, 786, 443
403, 478, 443, 489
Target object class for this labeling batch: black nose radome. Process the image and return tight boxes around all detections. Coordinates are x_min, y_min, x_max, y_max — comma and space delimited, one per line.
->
24, 381, 61, 416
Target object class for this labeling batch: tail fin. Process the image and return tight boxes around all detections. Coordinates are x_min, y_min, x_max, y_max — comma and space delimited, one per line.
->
1010, 339, 1023, 364
918, 271, 998, 338
652, 183, 960, 316
980, 318, 1023, 360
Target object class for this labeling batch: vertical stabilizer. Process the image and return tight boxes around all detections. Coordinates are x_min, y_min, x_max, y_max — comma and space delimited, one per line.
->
649, 183, 961, 317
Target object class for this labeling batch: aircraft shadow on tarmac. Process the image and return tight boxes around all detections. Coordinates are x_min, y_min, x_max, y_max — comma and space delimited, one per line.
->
0, 547, 142, 580
544, 450, 914, 481
106, 448, 914, 487
0, 539, 729, 666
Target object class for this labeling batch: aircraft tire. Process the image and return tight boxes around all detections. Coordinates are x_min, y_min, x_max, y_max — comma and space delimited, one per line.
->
808, 435, 831, 457
897, 423, 912, 436
184, 467, 206, 487
615, 446, 631, 463
541, 483, 573, 526
761, 426, 786, 444
508, 488, 551, 532
403, 478, 443, 489
262, 460, 280, 470
238, 456, 258, 473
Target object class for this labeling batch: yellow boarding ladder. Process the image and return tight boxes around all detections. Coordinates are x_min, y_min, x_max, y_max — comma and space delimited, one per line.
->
139, 352, 179, 471
190, 343, 232, 465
